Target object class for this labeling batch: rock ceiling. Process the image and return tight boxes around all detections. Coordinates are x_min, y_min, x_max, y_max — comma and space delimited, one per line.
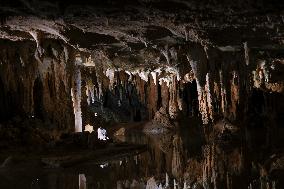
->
1, 0, 284, 68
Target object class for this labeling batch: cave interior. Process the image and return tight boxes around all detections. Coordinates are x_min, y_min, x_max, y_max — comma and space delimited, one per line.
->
0, 0, 284, 189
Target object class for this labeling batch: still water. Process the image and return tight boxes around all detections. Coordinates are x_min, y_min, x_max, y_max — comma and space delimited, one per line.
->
0, 124, 283, 189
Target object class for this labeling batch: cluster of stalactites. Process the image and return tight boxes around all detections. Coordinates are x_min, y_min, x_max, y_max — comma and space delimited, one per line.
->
79, 52, 244, 124
82, 59, 242, 124
189, 59, 214, 124
81, 65, 183, 120
188, 56, 242, 124
83, 78, 103, 106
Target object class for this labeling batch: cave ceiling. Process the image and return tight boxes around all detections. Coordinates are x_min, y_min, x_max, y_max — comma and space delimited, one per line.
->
0, 0, 284, 69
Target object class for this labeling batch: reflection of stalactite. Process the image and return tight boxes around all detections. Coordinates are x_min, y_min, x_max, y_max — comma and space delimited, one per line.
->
172, 135, 184, 178
71, 67, 82, 132
230, 71, 239, 120
202, 143, 221, 189
85, 78, 95, 105
202, 136, 245, 189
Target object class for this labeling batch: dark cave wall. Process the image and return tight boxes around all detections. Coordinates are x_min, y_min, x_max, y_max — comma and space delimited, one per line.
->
0, 40, 75, 131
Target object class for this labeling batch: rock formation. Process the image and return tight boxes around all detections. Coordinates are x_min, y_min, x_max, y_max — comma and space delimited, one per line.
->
0, 1, 283, 188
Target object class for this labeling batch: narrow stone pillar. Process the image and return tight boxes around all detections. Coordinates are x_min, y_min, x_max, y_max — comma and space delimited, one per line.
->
71, 57, 82, 132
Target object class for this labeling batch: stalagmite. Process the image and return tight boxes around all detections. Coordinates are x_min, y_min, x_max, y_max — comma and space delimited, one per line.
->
79, 174, 86, 189
165, 173, 169, 187
146, 177, 159, 189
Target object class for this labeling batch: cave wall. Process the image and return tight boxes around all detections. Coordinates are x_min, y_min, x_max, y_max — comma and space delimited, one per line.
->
1, 38, 283, 133
0, 39, 75, 131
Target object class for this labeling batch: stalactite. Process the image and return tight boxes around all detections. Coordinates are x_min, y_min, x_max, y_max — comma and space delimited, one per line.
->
161, 45, 170, 65
105, 68, 115, 89
151, 71, 158, 85
169, 75, 179, 119
29, 30, 44, 56
71, 67, 82, 132
137, 70, 150, 82
188, 57, 214, 124
134, 75, 146, 104
160, 81, 170, 111
230, 71, 239, 120
205, 73, 214, 122
219, 70, 228, 117
147, 73, 158, 119
244, 42, 249, 66
195, 73, 214, 124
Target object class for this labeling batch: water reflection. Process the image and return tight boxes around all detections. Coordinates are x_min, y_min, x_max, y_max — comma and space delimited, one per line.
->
0, 122, 283, 189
